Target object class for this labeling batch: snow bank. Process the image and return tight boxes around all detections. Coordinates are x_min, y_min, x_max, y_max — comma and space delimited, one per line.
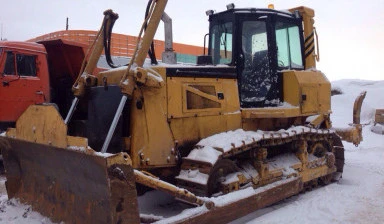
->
331, 79, 384, 126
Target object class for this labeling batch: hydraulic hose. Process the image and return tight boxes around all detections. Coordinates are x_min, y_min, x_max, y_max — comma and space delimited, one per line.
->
103, 14, 124, 68
145, 0, 158, 65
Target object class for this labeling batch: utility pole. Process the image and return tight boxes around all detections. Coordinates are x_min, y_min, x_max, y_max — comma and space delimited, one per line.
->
66, 17, 69, 30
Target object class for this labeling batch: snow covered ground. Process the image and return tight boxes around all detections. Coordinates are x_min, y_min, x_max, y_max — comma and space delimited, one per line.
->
233, 80, 384, 224
0, 79, 383, 223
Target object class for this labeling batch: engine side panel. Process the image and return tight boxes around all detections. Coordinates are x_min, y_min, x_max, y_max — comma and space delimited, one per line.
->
166, 67, 241, 152
130, 67, 176, 169
283, 70, 331, 115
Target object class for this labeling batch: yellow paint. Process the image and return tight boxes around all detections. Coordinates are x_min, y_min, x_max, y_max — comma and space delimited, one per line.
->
289, 6, 317, 69
14, 105, 68, 148
307, 114, 325, 127
12, 105, 97, 150
5, 128, 16, 138
167, 77, 240, 118
166, 75, 242, 149
67, 136, 88, 148
283, 70, 331, 115
106, 152, 133, 167
301, 165, 336, 183
241, 107, 301, 119
97, 68, 126, 86
130, 67, 176, 168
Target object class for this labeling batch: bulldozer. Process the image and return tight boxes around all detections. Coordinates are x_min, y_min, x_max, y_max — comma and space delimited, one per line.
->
0, 1, 366, 223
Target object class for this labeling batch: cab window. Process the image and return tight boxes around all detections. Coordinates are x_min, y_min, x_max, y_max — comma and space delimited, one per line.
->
17, 54, 37, 76
4, 52, 15, 75
210, 22, 233, 65
275, 22, 303, 69
3, 51, 36, 76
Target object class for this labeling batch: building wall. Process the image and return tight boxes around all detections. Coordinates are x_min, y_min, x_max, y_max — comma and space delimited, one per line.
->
29, 30, 204, 63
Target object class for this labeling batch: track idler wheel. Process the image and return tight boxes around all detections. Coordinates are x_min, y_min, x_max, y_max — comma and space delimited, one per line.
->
207, 159, 238, 196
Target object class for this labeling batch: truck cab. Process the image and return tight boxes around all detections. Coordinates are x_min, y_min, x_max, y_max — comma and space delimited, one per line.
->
0, 39, 91, 130
0, 41, 50, 130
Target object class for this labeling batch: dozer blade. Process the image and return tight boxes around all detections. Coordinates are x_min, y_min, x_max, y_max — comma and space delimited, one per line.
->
0, 136, 140, 224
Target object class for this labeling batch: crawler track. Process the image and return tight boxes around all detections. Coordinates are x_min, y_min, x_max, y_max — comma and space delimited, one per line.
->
176, 126, 343, 197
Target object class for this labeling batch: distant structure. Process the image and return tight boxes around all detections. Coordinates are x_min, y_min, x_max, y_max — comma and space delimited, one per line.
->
29, 30, 203, 64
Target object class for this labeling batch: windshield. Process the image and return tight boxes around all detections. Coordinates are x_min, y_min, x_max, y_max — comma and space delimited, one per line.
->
275, 21, 303, 69
210, 22, 233, 65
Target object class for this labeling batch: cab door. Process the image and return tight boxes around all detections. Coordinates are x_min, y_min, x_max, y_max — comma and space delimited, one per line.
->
0, 48, 49, 124
238, 19, 274, 108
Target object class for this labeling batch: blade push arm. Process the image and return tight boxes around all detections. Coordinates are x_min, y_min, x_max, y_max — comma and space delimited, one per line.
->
101, 0, 168, 153
119, 0, 168, 96
64, 10, 119, 124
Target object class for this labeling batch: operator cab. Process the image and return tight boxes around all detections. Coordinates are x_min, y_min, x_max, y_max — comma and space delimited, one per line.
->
207, 5, 305, 108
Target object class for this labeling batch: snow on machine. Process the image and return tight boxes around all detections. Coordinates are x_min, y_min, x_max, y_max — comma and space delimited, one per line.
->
0, 1, 366, 223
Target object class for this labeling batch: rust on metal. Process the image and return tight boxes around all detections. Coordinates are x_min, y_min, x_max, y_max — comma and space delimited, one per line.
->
353, 91, 367, 124
374, 109, 384, 124
1, 137, 140, 224
170, 177, 302, 224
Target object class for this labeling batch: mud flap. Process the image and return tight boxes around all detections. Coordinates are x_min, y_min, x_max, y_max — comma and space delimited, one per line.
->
0, 137, 140, 224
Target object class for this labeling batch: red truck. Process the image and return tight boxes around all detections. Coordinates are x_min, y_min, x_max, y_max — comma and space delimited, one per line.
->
0, 39, 102, 131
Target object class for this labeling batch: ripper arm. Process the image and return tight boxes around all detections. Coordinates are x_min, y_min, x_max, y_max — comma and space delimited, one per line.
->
334, 91, 367, 146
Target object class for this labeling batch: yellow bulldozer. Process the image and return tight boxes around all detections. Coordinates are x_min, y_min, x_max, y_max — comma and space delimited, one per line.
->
0, 1, 366, 223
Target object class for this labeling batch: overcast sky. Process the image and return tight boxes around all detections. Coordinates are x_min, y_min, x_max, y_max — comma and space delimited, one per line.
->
1, 0, 383, 81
